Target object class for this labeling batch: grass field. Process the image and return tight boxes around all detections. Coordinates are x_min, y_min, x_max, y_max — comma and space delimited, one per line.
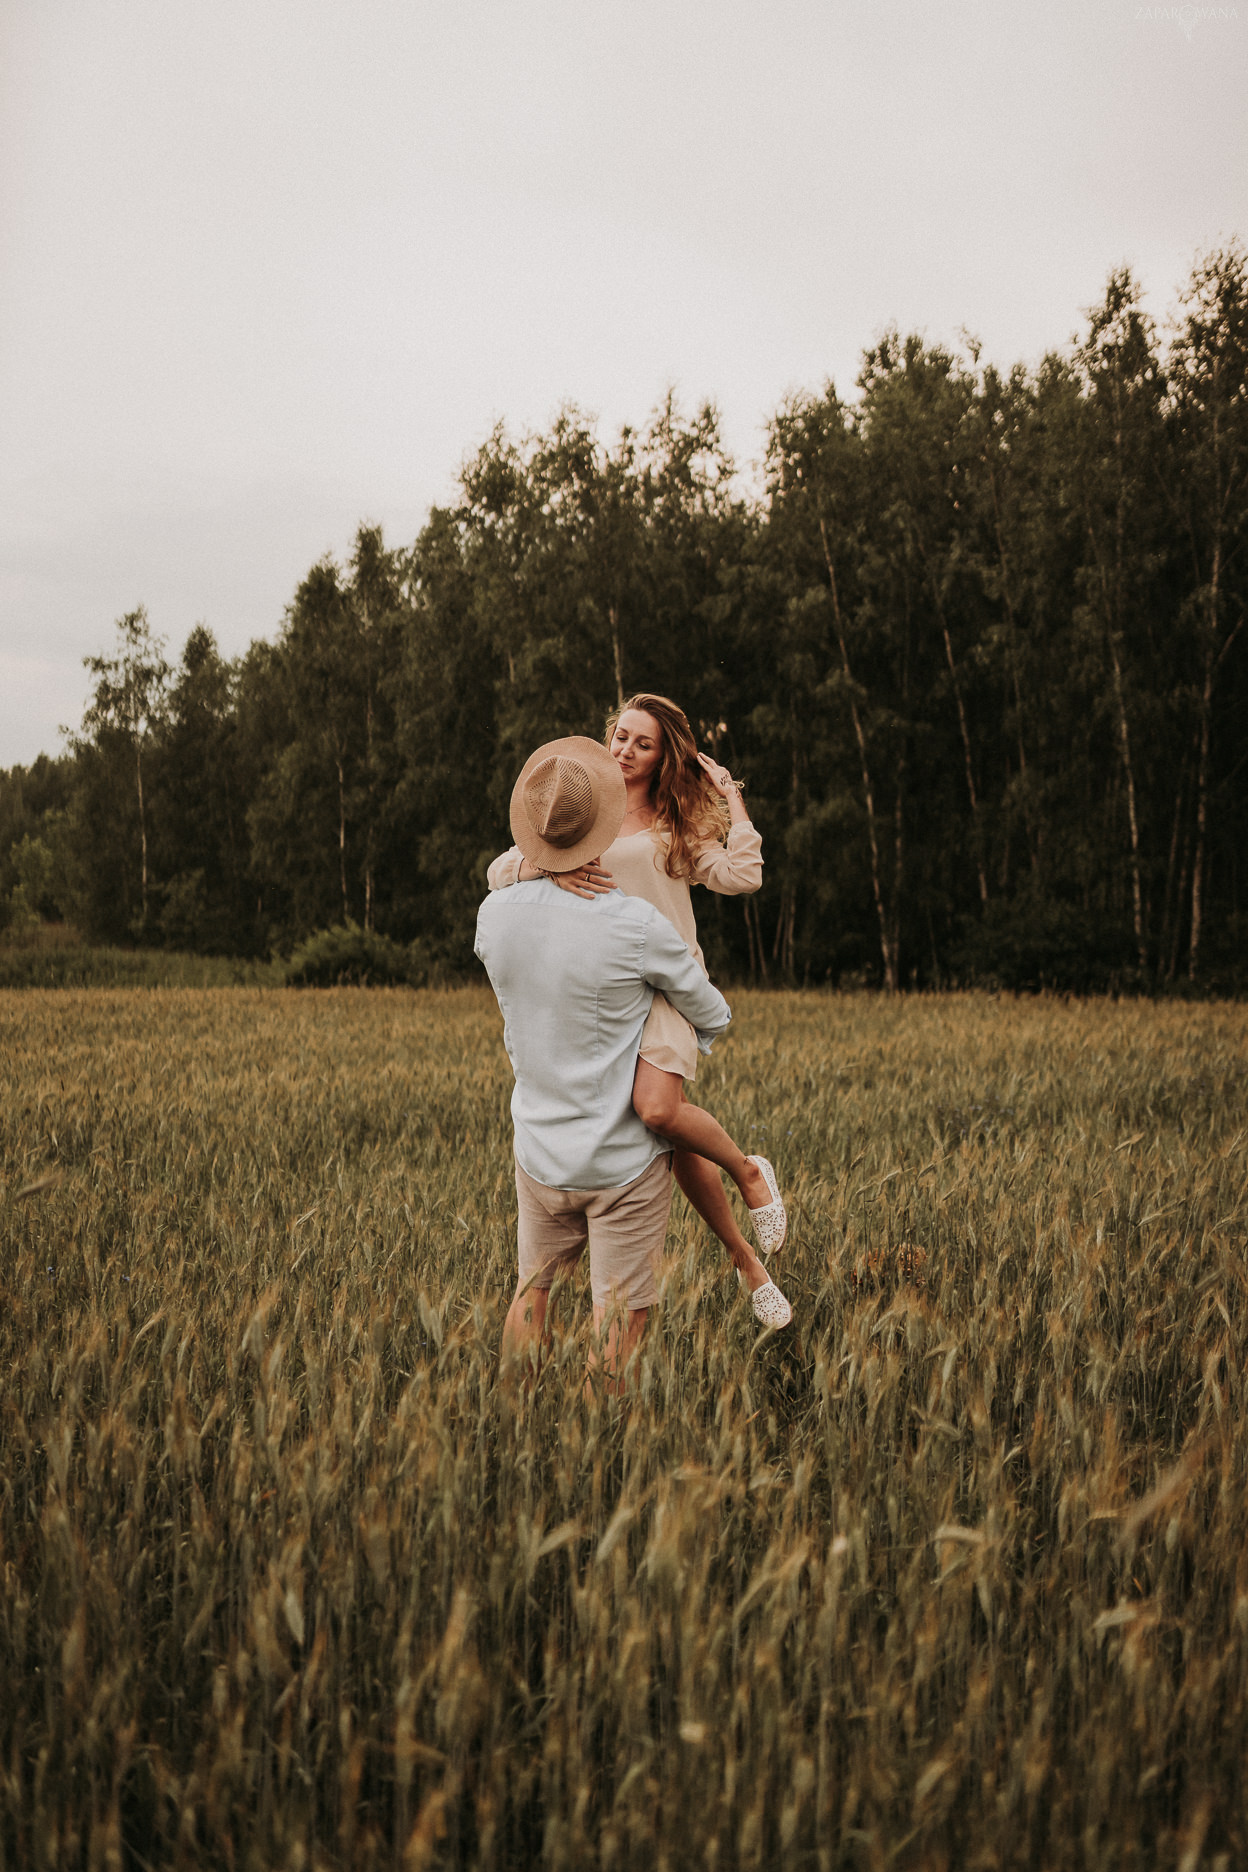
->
2, 986, 1246, 1870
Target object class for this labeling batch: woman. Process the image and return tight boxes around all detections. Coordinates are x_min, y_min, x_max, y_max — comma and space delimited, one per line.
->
487, 694, 791, 1328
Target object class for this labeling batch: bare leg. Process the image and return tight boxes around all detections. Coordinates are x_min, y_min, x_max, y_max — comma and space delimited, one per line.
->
633, 1059, 770, 1208
586, 1301, 649, 1396
500, 1279, 552, 1385
672, 1149, 770, 1292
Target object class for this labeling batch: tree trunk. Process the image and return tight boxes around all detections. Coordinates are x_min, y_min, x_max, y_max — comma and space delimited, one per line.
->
937, 612, 989, 906
135, 743, 148, 926
988, 461, 1039, 873
336, 753, 349, 923
771, 882, 796, 977
1109, 400, 1146, 971
1188, 647, 1213, 980
1084, 494, 1148, 975
1169, 812, 1191, 985
819, 515, 898, 990
608, 604, 624, 709
364, 621, 376, 934
1107, 628, 1147, 973
1158, 760, 1187, 980
743, 896, 768, 984
890, 774, 905, 980
742, 898, 758, 981
908, 517, 988, 904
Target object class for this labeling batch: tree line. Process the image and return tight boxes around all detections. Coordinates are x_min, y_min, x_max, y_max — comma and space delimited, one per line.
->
3, 250, 1245, 991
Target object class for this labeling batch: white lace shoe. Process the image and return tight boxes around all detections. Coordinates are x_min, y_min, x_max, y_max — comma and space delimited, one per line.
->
746, 1154, 787, 1256
737, 1270, 793, 1328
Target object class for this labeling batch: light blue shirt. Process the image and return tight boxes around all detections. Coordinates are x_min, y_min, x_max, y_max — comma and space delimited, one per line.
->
474, 881, 732, 1191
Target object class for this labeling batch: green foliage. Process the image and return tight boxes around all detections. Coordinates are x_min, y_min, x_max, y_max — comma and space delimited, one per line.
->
283, 920, 429, 988
948, 888, 1139, 993
70, 607, 171, 940
0, 757, 73, 918
151, 625, 259, 953
248, 530, 407, 949
3, 989, 1247, 1864
4, 833, 56, 930
4, 248, 1247, 990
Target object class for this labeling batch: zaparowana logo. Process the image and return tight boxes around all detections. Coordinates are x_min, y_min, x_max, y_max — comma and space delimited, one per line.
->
1135, 3, 1239, 39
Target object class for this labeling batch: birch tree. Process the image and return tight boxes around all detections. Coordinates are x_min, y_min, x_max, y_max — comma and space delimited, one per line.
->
1165, 244, 1248, 979
77, 608, 170, 932
1074, 269, 1166, 974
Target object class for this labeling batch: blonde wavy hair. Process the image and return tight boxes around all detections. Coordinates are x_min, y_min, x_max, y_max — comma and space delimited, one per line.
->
604, 693, 730, 880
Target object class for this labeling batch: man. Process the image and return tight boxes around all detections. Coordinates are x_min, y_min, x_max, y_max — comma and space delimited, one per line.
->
474, 734, 732, 1389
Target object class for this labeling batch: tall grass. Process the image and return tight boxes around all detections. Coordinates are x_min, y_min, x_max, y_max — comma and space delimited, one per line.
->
1, 987, 1246, 1869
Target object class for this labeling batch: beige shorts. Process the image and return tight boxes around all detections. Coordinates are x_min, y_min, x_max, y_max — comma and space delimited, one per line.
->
514, 1151, 674, 1312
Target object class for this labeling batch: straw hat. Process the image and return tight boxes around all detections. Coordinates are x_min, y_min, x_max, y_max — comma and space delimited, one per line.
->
509, 736, 626, 874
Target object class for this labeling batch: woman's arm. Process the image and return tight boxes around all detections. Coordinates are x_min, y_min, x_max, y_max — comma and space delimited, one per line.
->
486, 846, 615, 896
692, 820, 763, 895
486, 846, 528, 890
691, 754, 762, 895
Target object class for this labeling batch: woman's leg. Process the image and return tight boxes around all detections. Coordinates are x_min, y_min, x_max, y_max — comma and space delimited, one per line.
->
632, 1061, 772, 1290
633, 1060, 771, 1209
672, 1149, 770, 1292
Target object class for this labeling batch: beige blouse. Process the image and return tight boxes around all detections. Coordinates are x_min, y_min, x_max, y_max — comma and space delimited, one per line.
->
486, 821, 763, 1080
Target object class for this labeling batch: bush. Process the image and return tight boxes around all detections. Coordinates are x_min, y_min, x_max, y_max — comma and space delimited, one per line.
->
283, 922, 429, 988
0, 938, 280, 988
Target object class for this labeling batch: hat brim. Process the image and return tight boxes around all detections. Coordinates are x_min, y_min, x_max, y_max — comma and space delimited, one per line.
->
509, 736, 626, 873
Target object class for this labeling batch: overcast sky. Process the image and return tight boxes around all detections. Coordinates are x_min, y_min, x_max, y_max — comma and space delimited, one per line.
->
2, 0, 1245, 767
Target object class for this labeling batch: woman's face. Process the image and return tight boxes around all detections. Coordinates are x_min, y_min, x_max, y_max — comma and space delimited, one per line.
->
610, 708, 663, 788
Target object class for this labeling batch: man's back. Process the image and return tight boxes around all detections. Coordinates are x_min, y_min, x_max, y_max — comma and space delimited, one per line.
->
475, 880, 730, 1190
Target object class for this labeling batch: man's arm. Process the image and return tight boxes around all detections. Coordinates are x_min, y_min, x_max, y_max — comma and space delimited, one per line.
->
640, 910, 732, 1052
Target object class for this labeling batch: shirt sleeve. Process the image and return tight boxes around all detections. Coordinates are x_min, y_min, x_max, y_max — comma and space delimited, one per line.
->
486, 846, 526, 891
640, 908, 732, 1053
691, 820, 763, 896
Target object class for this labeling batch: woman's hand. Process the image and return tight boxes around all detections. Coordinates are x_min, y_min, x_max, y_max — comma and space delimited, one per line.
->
696, 752, 749, 821
551, 859, 614, 900
695, 751, 741, 797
